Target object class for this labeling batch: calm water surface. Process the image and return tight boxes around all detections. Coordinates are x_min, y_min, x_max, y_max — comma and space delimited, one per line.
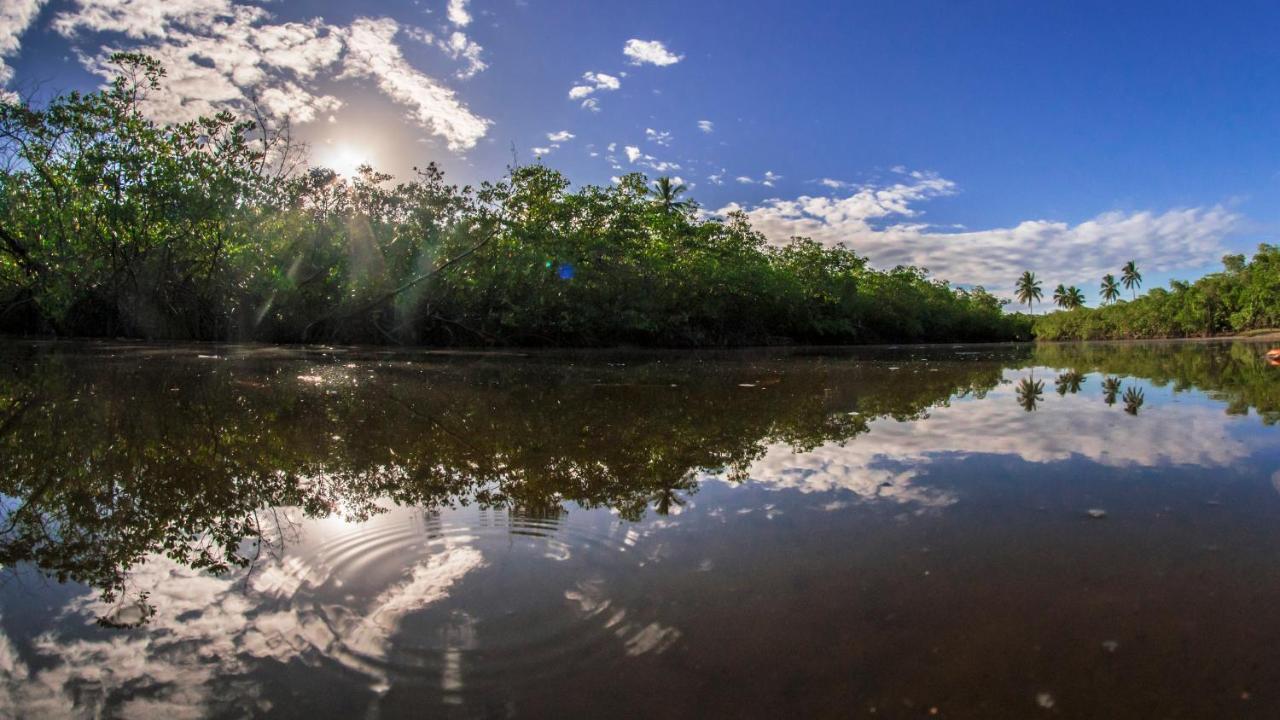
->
1, 340, 1279, 718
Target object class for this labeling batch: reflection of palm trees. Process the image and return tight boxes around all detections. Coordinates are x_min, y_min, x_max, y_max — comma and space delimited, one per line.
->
650, 484, 687, 515
1123, 386, 1145, 415
1055, 371, 1086, 396
1101, 377, 1122, 406
1017, 376, 1045, 412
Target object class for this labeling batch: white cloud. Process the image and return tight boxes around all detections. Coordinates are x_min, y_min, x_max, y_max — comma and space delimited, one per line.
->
258, 81, 342, 123
708, 173, 724, 185
47, 1, 490, 150
404, 25, 435, 45
532, 145, 552, 156
584, 71, 619, 90
718, 170, 1239, 294
643, 158, 680, 173
53, 0, 240, 40
446, 0, 472, 27
0, 0, 49, 89
441, 30, 486, 79
625, 145, 642, 163
402, 23, 485, 79
547, 130, 574, 142
818, 177, 850, 190
697, 119, 713, 133
645, 127, 671, 146
568, 71, 619, 107
340, 17, 490, 151
623, 38, 682, 66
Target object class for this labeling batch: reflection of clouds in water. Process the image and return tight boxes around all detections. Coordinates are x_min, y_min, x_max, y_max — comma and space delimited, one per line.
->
565, 579, 681, 657
0, 532, 484, 718
745, 379, 1252, 506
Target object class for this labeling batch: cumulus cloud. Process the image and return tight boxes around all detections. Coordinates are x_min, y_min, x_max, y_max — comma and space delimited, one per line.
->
718, 170, 1239, 294
734, 170, 781, 187
338, 17, 490, 150
618, 144, 680, 173
623, 38, 682, 66
645, 127, 671, 146
446, 0, 472, 27
697, 119, 713, 133
52, 0, 237, 39
547, 130, 574, 142
46, 1, 491, 150
0, 0, 48, 94
568, 71, 620, 109
441, 29, 486, 79
258, 81, 342, 123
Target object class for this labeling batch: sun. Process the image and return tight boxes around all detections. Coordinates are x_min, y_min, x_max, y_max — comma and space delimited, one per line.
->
317, 142, 375, 179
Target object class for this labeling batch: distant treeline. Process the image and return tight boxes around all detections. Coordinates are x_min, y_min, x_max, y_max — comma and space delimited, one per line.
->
1033, 246, 1280, 341
0, 54, 1030, 347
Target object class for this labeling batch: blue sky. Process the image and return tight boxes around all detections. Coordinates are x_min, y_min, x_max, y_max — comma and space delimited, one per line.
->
3, 0, 1279, 302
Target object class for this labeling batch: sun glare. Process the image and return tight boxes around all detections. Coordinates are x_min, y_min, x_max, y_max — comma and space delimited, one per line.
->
318, 143, 375, 179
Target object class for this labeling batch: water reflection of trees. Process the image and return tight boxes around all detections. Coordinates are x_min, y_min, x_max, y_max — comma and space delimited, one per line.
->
1030, 342, 1280, 423
1016, 377, 1044, 412
0, 343, 1012, 618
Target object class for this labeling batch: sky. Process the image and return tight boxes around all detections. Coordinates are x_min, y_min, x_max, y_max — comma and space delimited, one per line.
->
2, 0, 1279, 303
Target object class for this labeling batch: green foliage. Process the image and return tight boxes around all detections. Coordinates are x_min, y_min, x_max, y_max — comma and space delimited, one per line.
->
1015, 271, 1043, 314
1033, 246, 1280, 340
0, 56, 1029, 346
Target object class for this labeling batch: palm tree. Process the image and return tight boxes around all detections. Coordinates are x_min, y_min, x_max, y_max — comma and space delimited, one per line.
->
1121, 260, 1143, 299
1053, 283, 1069, 309
1065, 286, 1086, 310
1015, 271, 1043, 314
1055, 371, 1086, 396
1101, 377, 1122, 406
650, 177, 691, 213
1017, 377, 1045, 412
1100, 274, 1121, 304
1123, 386, 1145, 415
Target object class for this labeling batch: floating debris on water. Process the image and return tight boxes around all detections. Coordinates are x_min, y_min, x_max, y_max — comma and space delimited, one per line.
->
1036, 692, 1055, 709
1087, 508, 1108, 519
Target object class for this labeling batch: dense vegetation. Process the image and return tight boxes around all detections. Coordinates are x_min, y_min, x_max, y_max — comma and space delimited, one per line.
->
1032, 246, 1280, 340
0, 54, 1029, 347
